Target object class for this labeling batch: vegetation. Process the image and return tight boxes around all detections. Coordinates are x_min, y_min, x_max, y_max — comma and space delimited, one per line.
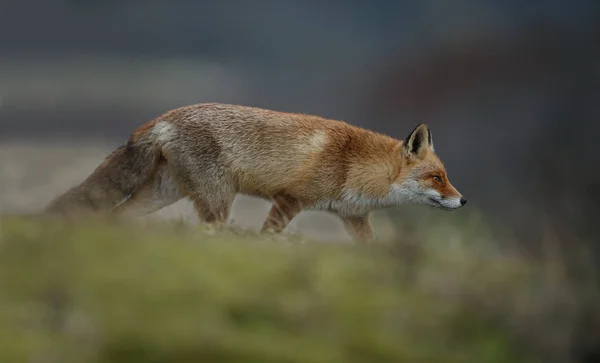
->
0, 214, 597, 363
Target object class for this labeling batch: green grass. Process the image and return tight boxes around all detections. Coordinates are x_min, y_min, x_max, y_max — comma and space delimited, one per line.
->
0, 215, 594, 363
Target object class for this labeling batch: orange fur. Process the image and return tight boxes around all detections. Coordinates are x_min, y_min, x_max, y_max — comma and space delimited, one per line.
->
44, 103, 466, 242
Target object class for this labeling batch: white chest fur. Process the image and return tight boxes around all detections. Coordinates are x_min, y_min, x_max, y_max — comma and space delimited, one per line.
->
310, 181, 423, 216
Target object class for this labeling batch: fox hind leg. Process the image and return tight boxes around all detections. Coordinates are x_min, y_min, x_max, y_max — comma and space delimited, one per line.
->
161, 147, 235, 227
192, 196, 233, 225
185, 180, 235, 226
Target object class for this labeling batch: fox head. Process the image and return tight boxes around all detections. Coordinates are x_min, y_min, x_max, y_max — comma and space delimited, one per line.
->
392, 123, 466, 210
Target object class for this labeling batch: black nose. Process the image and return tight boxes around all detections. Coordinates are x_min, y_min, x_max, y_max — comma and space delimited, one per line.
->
460, 197, 467, 206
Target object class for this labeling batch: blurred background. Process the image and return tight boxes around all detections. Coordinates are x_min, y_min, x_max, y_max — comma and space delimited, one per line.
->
1, 2, 600, 362
1, 0, 599, 245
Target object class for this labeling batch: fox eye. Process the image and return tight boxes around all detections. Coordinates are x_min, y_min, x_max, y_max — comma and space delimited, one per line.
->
432, 175, 442, 183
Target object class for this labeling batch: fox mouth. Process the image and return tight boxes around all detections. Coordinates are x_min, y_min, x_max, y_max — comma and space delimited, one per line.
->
428, 197, 456, 211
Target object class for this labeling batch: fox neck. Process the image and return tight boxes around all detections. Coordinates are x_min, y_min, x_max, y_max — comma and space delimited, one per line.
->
316, 147, 415, 215
351, 180, 422, 206
312, 182, 417, 216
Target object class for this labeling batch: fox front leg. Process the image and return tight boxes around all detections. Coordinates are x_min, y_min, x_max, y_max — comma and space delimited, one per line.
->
261, 194, 303, 234
341, 214, 375, 244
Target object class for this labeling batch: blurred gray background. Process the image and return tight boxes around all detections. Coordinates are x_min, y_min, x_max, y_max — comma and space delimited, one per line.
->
1, 0, 598, 244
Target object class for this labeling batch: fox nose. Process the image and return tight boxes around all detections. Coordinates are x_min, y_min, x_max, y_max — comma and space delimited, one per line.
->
460, 197, 467, 206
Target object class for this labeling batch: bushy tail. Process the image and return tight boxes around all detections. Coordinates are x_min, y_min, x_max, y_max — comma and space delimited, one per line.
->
44, 129, 163, 218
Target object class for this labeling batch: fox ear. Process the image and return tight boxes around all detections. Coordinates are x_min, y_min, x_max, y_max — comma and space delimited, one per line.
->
403, 123, 434, 159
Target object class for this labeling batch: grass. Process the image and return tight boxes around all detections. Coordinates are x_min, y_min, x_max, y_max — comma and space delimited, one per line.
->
0, 214, 597, 363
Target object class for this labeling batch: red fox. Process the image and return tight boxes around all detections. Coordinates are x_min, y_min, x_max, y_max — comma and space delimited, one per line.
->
45, 103, 466, 242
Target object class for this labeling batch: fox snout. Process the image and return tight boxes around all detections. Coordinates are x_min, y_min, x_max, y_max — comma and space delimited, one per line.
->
426, 189, 467, 210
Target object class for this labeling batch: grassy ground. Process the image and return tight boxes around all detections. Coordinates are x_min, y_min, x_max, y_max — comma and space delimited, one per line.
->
1, 215, 596, 363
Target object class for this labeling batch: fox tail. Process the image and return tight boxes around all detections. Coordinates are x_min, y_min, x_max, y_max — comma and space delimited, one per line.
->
44, 123, 169, 218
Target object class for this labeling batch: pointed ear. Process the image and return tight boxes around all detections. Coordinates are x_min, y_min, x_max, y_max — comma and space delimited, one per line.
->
403, 123, 434, 159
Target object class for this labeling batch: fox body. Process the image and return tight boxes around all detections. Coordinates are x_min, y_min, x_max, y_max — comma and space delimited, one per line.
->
45, 103, 466, 242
